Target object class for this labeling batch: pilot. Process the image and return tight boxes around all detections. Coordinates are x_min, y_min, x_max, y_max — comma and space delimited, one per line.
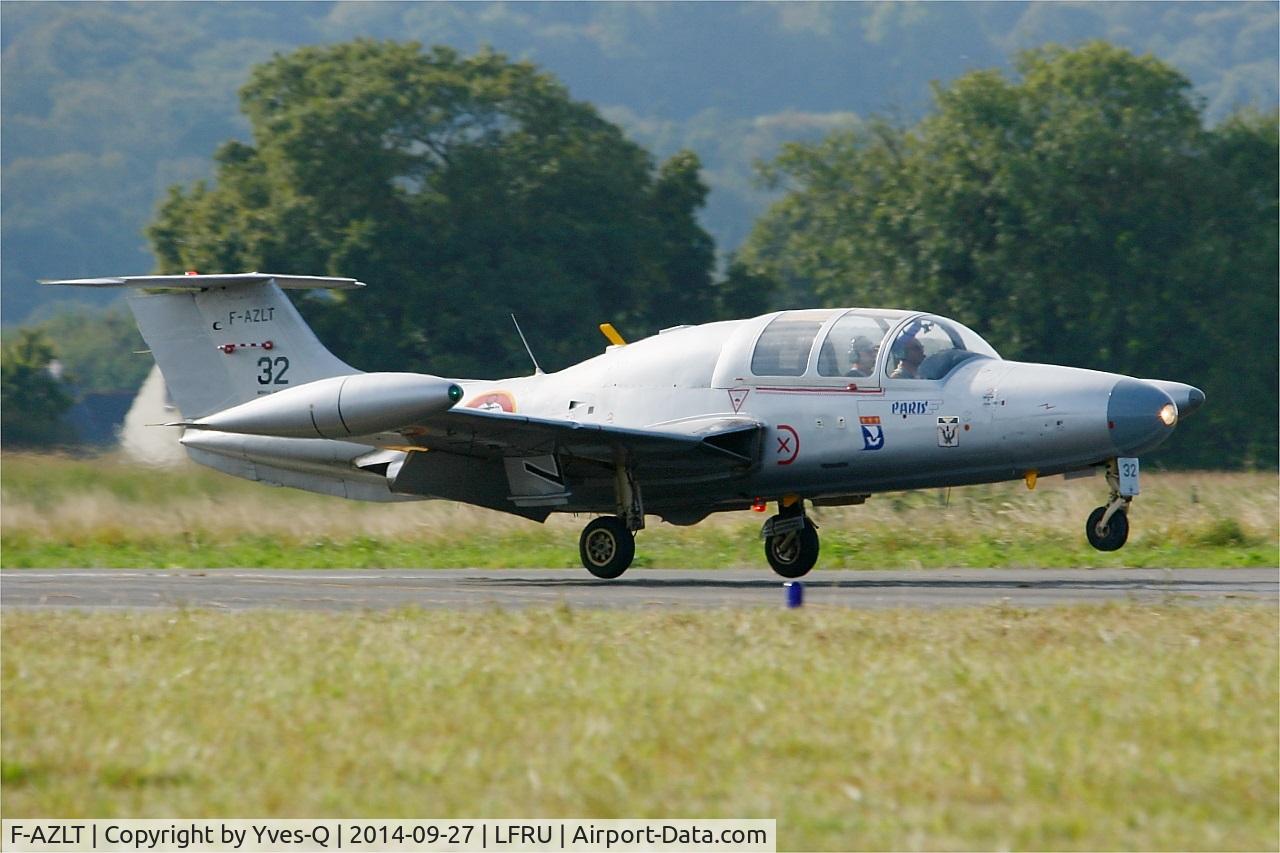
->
890, 335, 926, 379
846, 336, 879, 377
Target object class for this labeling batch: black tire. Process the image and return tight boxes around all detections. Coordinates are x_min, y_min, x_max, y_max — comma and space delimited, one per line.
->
579, 516, 635, 579
765, 518, 820, 578
1086, 506, 1129, 551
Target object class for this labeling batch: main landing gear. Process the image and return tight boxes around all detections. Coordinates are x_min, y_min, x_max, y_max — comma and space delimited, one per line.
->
579, 516, 635, 579
579, 499, 824, 579
575, 450, 824, 579
578, 452, 643, 579
1086, 458, 1133, 552
762, 497, 820, 578
579, 497, 822, 580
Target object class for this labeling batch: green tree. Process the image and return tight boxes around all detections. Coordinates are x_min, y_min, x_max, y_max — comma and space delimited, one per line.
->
741, 42, 1277, 468
1, 329, 76, 447
713, 255, 778, 319
641, 150, 717, 331
24, 304, 151, 394
1181, 109, 1279, 467
148, 41, 717, 377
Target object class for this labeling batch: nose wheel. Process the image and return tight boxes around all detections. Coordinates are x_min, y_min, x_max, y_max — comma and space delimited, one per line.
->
1086, 505, 1129, 551
1086, 458, 1134, 552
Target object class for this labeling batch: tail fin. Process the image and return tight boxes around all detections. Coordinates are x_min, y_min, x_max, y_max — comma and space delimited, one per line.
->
42, 273, 360, 418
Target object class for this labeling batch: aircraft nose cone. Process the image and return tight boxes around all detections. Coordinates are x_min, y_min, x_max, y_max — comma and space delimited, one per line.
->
1183, 386, 1206, 417
1142, 379, 1206, 419
1108, 379, 1178, 456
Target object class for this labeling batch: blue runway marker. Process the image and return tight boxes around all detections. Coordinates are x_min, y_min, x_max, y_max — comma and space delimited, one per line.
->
785, 581, 804, 608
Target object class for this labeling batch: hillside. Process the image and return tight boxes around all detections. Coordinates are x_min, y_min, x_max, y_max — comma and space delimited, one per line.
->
2, 1, 1276, 322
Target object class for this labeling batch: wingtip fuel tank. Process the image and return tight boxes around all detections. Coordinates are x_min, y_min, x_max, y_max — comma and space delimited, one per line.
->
184, 373, 464, 439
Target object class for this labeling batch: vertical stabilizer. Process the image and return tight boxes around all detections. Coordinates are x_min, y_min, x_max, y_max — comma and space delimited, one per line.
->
43, 273, 361, 419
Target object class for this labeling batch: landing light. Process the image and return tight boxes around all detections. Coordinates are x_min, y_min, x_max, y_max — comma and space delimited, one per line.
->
1158, 403, 1178, 427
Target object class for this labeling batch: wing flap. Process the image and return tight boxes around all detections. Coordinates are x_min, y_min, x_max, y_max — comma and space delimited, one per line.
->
405, 408, 762, 475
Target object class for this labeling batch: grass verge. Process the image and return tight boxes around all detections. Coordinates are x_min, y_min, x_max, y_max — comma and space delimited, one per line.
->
3, 605, 1276, 850
2, 453, 1276, 568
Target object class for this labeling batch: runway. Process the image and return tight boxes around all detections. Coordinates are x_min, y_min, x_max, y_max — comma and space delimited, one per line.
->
1, 568, 1275, 611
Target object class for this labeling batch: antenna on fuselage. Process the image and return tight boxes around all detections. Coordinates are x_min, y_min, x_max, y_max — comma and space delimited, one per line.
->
510, 314, 544, 375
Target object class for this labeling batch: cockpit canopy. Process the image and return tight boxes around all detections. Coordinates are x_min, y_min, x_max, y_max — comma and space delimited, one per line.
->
744, 309, 999, 383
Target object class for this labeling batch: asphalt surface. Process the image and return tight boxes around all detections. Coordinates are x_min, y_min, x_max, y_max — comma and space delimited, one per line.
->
1, 568, 1275, 611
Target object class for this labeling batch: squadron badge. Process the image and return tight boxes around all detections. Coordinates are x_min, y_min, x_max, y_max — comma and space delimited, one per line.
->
937, 416, 960, 447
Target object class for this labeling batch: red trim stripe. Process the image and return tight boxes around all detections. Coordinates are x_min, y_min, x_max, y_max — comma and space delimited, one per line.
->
756, 386, 885, 396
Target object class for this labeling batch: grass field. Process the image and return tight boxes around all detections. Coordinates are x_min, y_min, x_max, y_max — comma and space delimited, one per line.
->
1, 453, 1276, 568
2, 605, 1276, 850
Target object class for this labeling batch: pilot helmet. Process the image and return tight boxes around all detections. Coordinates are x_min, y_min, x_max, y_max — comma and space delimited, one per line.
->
891, 333, 921, 359
849, 335, 878, 358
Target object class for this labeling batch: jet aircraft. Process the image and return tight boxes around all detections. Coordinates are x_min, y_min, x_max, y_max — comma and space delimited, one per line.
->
44, 272, 1204, 578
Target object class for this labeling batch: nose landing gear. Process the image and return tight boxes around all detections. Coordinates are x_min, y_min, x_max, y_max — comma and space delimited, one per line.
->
1086, 504, 1129, 551
763, 498, 820, 578
1086, 458, 1135, 551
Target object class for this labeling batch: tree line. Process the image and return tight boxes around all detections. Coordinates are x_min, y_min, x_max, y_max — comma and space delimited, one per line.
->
737, 42, 1276, 468
5, 40, 1275, 468
7, 3, 1272, 325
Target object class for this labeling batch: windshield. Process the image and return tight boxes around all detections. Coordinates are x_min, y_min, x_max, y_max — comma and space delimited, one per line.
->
885, 315, 998, 380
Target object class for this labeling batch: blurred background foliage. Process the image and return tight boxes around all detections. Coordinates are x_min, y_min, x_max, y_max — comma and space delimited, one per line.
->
6, 2, 1274, 320
147, 42, 722, 378
1, 4, 1275, 467
739, 43, 1277, 468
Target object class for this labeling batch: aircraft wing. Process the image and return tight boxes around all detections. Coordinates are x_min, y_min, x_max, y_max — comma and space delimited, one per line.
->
403, 408, 763, 476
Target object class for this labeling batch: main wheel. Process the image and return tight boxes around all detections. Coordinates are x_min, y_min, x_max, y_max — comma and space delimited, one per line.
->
1086, 506, 1129, 551
765, 518, 820, 578
579, 516, 635, 579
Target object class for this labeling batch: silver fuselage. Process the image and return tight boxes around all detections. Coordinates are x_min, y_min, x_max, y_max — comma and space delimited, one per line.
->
43, 274, 1201, 558
442, 310, 1186, 516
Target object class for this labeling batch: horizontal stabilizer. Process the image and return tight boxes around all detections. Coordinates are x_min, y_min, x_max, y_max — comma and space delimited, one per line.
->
40, 272, 364, 290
